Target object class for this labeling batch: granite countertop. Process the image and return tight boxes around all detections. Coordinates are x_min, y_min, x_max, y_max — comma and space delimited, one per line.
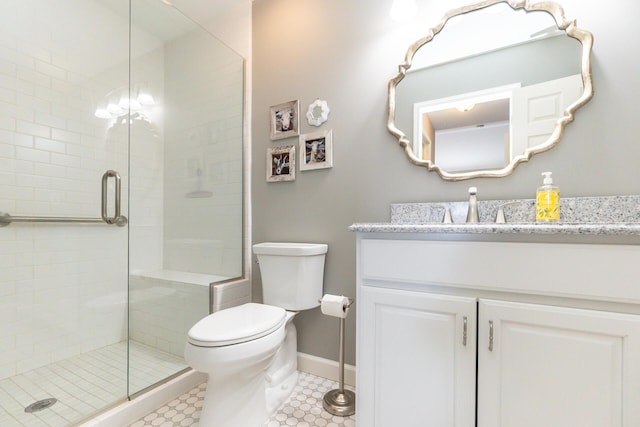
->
348, 222, 640, 235
349, 195, 640, 236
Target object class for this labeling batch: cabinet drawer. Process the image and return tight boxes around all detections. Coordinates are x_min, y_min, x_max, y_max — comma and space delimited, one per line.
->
359, 238, 640, 303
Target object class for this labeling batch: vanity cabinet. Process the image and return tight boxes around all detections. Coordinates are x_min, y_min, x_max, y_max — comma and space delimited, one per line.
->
355, 235, 640, 427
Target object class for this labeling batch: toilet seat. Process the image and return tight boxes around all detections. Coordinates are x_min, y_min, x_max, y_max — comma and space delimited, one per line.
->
187, 303, 286, 347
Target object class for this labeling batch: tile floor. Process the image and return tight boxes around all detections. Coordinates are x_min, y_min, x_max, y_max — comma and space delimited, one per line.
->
0, 341, 186, 427
130, 371, 356, 427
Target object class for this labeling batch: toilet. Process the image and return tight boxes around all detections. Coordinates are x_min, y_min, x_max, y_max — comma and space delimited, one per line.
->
184, 242, 327, 426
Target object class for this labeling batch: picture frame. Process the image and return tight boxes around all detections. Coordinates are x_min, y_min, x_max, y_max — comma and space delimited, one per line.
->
270, 100, 299, 140
299, 129, 333, 171
266, 145, 296, 182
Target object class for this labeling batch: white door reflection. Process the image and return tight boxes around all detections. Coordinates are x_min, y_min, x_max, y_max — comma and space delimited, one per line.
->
413, 73, 582, 173
413, 85, 514, 173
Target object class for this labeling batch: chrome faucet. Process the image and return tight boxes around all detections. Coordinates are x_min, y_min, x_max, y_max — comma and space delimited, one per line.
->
435, 205, 452, 224
442, 206, 452, 224
495, 201, 520, 223
466, 187, 479, 223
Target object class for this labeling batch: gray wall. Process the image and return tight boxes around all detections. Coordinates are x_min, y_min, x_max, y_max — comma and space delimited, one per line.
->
251, 0, 640, 365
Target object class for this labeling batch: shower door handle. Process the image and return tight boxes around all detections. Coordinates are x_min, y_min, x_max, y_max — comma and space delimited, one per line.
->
101, 170, 126, 226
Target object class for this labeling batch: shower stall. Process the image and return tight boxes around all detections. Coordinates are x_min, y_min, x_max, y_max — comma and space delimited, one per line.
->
0, 0, 245, 425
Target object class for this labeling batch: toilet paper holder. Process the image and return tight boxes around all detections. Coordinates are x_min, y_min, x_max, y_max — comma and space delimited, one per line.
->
317, 297, 354, 307
318, 296, 356, 417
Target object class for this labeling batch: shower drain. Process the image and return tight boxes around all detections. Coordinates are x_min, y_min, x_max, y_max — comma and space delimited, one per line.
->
24, 398, 57, 413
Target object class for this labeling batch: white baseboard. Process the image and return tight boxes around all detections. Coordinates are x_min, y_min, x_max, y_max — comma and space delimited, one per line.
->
78, 370, 207, 427
297, 352, 356, 387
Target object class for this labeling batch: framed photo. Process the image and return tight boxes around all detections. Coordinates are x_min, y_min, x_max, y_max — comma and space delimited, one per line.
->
266, 145, 296, 182
270, 100, 299, 140
299, 129, 333, 171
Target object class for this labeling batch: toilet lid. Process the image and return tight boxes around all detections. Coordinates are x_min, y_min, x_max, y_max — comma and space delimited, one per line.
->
187, 303, 286, 347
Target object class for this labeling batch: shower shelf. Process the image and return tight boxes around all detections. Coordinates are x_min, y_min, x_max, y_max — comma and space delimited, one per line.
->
0, 212, 128, 227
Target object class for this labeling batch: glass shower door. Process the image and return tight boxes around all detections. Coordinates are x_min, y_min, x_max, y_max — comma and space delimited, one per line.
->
0, 0, 245, 423
127, 0, 245, 395
0, 0, 131, 425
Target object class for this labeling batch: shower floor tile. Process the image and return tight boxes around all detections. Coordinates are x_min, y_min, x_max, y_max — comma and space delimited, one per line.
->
129, 371, 356, 427
0, 341, 186, 427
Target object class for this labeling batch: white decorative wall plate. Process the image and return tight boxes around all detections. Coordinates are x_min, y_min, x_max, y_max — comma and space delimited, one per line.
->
306, 99, 330, 126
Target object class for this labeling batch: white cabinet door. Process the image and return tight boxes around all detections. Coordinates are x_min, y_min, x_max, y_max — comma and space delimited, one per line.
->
478, 299, 640, 427
357, 286, 477, 427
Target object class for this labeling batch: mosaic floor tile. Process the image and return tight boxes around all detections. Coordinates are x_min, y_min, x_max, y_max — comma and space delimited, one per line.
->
130, 371, 356, 427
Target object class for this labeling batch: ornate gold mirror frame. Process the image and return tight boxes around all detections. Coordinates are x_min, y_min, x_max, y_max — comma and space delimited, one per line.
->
387, 0, 593, 181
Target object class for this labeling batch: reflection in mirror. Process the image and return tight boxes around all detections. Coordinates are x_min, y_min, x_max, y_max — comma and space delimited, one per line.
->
388, 0, 593, 180
413, 84, 514, 172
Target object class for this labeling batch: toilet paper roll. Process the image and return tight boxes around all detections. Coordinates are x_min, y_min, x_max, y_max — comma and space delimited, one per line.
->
320, 294, 350, 318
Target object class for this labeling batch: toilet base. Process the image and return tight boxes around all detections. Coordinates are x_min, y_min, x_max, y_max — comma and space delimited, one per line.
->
186, 311, 300, 426
265, 312, 299, 414
199, 367, 270, 427
266, 370, 298, 415
184, 309, 287, 427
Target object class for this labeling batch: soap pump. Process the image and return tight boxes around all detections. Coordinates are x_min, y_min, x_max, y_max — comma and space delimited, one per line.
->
536, 172, 560, 222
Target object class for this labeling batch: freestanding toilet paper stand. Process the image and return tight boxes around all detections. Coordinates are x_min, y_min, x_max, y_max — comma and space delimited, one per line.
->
322, 298, 355, 417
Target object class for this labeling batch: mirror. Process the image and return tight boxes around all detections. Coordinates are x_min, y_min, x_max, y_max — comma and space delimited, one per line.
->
388, 0, 593, 181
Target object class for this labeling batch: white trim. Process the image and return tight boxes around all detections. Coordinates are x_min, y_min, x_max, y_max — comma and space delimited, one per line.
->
297, 352, 356, 387
78, 370, 207, 427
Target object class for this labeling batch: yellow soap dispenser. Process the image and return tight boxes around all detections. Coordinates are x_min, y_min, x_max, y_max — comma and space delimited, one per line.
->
536, 171, 560, 222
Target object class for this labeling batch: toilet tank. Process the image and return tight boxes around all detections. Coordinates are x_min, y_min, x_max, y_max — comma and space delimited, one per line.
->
253, 242, 327, 311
